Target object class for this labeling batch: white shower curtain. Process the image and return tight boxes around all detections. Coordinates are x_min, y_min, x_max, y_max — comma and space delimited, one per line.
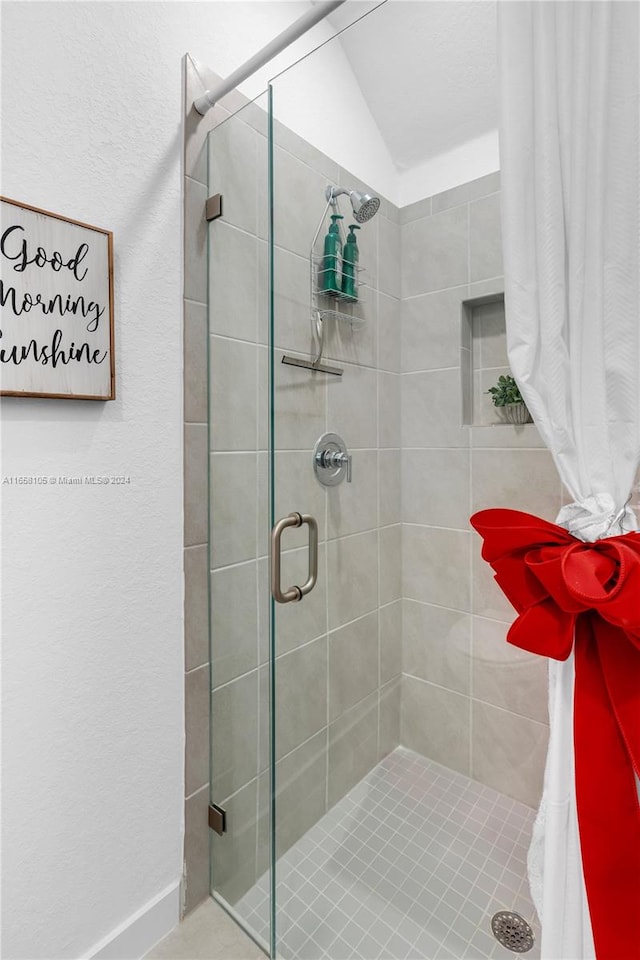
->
497, 3, 640, 958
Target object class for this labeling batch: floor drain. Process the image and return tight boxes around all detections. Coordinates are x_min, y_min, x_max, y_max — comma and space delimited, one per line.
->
491, 911, 535, 953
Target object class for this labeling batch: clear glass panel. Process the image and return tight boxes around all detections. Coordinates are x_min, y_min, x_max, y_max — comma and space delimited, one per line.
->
206, 90, 273, 954
268, 32, 395, 958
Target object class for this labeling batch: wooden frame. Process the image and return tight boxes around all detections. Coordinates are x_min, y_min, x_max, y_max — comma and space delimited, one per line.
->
0, 196, 115, 400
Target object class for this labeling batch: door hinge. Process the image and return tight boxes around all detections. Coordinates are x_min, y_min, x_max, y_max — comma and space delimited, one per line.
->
208, 802, 226, 835
205, 193, 223, 222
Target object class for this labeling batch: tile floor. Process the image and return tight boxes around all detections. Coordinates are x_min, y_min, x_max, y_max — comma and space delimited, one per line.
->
236, 747, 541, 959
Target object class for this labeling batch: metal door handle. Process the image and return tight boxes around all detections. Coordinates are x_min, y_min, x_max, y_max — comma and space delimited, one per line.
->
271, 512, 318, 603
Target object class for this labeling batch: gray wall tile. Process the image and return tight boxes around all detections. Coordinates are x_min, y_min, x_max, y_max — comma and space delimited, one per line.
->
327, 449, 378, 540
379, 372, 401, 449
275, 451, 327, 551
402, 287, 468, 373
208, 114, 258, 235
273, 147, 331, 259
401, 676, 470, 775
471, 448, 561, 521
184, 424, 208, 548
211, 671, 258, 801
378, 217, 401, 298
210, 453, 257, 568
403, 525, 471, 611
273, 349, 328, 451
273, 246, 316, 356
185, 665, 210, 797
327, 531, 379, 630
471, 701, 548, 808
329, 611, 379, 721
379, 449, 401, 526
379, 600, 402, 683
379, 524, 402, 606
210, 780, 258, 905
276, 120, 340, 181
403, 600, 471, 695
471, 617, 548, 723
402, 449, 470, 529
379, 677, 401, 759
470, 194, 503, 282
431, 172, 500, 214
185, 544, 209, 672
327, 362, 378, 449
399, 196, 432, 225
468, 276, 505, 302
209, 222, 258, 343
183, 786, 210, 914
402, 205, 468, 298
184, 300, 208, 423
184, 176, 208, 304
211, 561, 258, 687
328, 691, 379, 807
275, 637, 328, 760
472, 299, 508, 369
271, 544, 328, 657
378, 294, 401, 373
267, 730, 328, 859
402, 369, 468, 448
209, 338, 257, 451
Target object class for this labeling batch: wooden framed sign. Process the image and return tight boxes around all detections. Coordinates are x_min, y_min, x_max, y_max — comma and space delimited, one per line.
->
0, 197, 115, 400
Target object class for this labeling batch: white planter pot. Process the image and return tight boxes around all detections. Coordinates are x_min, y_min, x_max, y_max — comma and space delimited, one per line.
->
502, 402, 533, 425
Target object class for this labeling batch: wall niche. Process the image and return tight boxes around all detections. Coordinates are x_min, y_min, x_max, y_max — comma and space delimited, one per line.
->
461, 293, 513, 426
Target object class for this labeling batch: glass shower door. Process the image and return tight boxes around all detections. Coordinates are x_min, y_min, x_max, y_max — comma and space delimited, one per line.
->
206, 91, 275, 954
267, 49, 402, 955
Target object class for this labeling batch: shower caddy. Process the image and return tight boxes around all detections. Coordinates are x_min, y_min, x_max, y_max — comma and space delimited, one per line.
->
282, 187, 368, 377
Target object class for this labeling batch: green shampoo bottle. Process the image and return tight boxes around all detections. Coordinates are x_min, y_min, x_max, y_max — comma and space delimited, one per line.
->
321, 214, 343, 295
341, 224, 361, 301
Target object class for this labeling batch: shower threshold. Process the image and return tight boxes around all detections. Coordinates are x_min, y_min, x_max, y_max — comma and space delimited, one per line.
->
236, 747, 541, 960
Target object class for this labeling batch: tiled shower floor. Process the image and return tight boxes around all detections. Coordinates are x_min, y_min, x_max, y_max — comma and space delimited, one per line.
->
236, 747, 541, 960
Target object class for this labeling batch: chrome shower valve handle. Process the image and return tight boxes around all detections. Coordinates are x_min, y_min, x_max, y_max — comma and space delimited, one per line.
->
318, 448, 352, 482
313, 432, 352, 486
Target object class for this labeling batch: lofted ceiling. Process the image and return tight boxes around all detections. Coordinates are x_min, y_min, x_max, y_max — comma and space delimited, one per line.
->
325, 0, 498, 173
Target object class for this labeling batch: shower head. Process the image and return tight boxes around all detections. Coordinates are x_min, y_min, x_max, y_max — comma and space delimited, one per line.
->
325, 185, 381, 223
350, 191, 380, 223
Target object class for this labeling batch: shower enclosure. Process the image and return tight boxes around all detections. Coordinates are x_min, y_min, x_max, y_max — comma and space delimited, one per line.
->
202, 6, 553, 958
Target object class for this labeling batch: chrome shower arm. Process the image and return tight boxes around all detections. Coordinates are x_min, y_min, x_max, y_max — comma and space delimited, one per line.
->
325, 186, 350, 204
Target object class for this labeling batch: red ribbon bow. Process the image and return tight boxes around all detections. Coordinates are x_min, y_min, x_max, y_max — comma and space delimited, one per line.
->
470, 509, 640, 960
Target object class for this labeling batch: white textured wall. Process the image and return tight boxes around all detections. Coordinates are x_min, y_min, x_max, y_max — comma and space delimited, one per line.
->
0, 2, 398, 958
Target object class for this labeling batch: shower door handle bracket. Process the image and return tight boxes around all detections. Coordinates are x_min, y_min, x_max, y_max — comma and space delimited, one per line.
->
271, 512, 318, 603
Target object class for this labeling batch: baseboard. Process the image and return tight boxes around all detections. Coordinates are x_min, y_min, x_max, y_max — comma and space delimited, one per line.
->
86, 881, 181, 960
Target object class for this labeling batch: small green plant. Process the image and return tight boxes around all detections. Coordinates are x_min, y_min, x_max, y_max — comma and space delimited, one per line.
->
486, 374, 523, 407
